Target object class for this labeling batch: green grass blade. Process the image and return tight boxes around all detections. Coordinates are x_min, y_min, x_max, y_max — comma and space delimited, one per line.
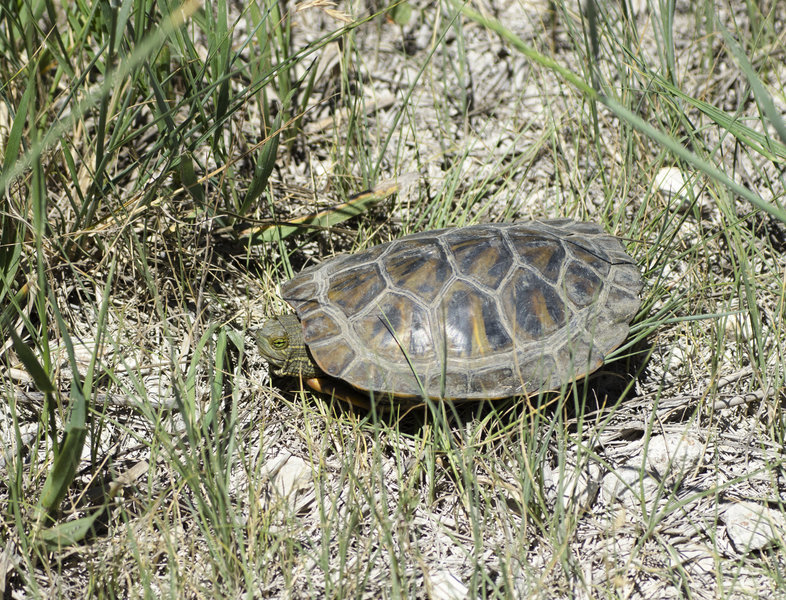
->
241, 110, 282, 213
33, 292, 90, 519
1, 74, 34, 178
180, 151, 207, 205
145, 61, 177, 132
36, 389, 88, 518
600, 94, 786, 223
9, 328, 56, 395
718, 23, 786, 148
36, 509, 106, 550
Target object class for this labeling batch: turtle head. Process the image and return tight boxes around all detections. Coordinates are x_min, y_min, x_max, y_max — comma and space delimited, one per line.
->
256, 313, 323, 379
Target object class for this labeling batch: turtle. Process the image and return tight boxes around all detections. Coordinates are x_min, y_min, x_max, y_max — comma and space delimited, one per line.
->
257, 219, 642, 408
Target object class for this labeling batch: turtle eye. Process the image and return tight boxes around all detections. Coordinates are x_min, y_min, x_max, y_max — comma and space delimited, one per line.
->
271, 337, 288, 349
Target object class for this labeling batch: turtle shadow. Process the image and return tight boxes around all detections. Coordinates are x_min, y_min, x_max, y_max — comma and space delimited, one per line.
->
274, 367, 641, 438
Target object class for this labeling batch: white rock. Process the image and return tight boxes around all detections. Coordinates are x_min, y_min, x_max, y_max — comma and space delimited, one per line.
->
654, 167, 699, 212
558, 462, 602, 510
646, 434, 703, 479
429, 570, 468, 600
724, 315, 753, 342
654, 167, 693, 196
542, 462, 556, 504
663, 345, 690, 371
261, 454, 314, 499
542, 461, 601, 510
724, 501, 786, 552
601, 466, 661, 511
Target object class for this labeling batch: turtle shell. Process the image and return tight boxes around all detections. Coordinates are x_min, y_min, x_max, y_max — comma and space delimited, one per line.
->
281, 219, 642, 400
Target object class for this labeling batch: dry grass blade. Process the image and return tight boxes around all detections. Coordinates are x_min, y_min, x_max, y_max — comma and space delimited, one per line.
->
296, 0, 355, 24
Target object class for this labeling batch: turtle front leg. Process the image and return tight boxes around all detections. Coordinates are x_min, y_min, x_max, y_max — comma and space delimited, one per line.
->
305, 378, 427, 414
305, 377, 375, 411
